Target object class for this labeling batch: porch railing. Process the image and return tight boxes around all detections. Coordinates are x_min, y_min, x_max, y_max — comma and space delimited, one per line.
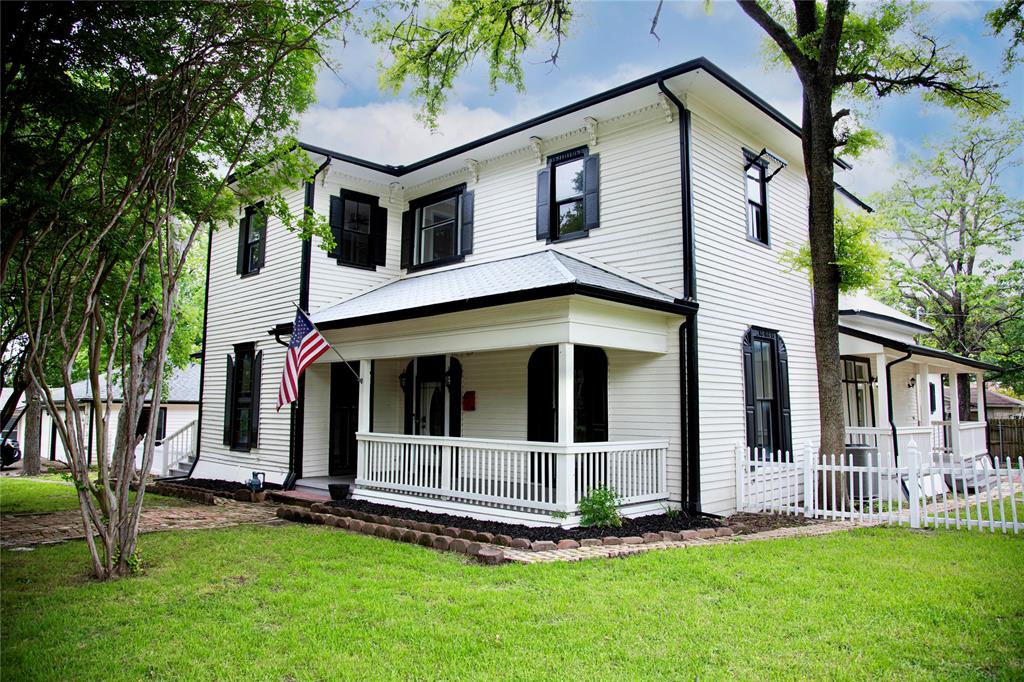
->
154, 420, 198, 476
355, 432, 669, 515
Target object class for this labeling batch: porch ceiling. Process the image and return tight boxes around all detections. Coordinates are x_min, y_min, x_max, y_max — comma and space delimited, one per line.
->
296, 250, 694, 333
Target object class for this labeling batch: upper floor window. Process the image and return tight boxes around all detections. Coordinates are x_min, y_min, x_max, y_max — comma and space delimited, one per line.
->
744, 152, 769, 246
237, 204, 266, 275
536, 147, 600, 242
223, 344, 262, 451
328, 190, 387, 269
741, 327, 791, 458
401, 185, 475, 270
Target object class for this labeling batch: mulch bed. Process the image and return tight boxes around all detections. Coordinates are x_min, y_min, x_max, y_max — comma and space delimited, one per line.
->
176, 478, 282, 495
727, 512, 825, 535
327, 498, 723, 542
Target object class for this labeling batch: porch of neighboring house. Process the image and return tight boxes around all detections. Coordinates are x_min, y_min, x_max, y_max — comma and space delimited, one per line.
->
284, 251, 692, 525
839, 343, 992, 469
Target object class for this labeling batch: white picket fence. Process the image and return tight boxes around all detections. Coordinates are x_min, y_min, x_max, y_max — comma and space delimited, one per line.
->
736, 440, 1024, 533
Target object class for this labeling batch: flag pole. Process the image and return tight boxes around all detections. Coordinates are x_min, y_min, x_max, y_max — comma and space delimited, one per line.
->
291, 302, 362, 384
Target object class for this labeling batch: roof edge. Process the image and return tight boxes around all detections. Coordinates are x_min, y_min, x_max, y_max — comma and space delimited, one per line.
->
839, 324, 1000, 372
299, 57, 849, 178
838, 309, 933, 334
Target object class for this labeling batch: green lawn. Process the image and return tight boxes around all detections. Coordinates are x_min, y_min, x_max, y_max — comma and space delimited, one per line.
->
0, 477, 190, 514
1, 524, 1021, 681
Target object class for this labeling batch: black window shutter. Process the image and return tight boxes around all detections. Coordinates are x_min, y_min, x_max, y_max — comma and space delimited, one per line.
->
776, 335, 793, 458
401, 210, 413, 269
741, 331, 756, 454
236, 217, 246, 274
583, 154, 600, 231
372, 205, 387, 266
328, 195, 343, 259
223, 354, 235, 445
447, 359, 462, 437
460, 191, 474, 255
535, 168, 550, 240
250, 350, 262, 448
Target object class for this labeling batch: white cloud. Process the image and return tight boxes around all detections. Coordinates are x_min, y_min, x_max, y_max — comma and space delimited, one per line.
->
838, 133, 903, 199
298, 101, 532, 164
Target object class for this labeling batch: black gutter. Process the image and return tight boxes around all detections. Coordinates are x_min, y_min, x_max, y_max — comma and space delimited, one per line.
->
296, 57, 850, 177
270, 284, 698, 337
284, 158, 330, 490
658, 79, 701, 513
885, 350, 913, 465
834, 182, 873, 213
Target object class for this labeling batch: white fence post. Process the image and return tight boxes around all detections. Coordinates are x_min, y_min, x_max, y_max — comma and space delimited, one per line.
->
440, 444, 453, 496
803, 441, 814, 518
907, 438, 921, 529
735, 441, 745, 512
556, 450, 576, 515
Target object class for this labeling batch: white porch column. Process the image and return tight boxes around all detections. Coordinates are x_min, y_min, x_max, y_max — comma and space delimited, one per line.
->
949, 371, 962, 460
873, 353, 891, 460
357, 360, 372, 479
556, 342, 575, 512
975, 371, 986, 422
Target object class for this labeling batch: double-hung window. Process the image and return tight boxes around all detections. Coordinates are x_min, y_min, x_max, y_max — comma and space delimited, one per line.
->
401, 185, 475, 270
328, 191, 386, 269
744, 152, 769, 246
841, 357, 875, 429
224, 344, 262, 451
237, 204, 266, 275
742, 327, 792, 458
536, 146, 600, 242
136, 406, 167, 443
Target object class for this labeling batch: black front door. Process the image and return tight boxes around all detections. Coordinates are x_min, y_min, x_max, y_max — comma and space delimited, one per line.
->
329, 362, 359, 476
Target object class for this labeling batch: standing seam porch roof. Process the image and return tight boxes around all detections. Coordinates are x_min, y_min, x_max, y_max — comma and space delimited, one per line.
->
301, 251, 694, 333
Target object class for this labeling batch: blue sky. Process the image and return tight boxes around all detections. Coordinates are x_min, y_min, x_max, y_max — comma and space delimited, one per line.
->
299, 0, 1023, 198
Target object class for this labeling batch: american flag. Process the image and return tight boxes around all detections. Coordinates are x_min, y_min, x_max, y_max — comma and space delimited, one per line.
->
277, 308, 330, 411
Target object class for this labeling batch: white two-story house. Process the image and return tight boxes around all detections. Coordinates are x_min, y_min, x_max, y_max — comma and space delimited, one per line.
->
190, 58, 994, 523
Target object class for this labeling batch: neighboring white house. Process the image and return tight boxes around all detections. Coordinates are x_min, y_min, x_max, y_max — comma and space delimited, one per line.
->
192, 58, 996, 523
35, 363, 201, 477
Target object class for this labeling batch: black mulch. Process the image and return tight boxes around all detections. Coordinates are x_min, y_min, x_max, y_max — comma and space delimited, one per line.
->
327, 498, 722, 542
177, 477, 282, 495
726, 511, 824, 535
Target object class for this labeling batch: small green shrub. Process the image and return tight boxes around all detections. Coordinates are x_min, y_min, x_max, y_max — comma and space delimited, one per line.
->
578, 486, 622, 528
661, 504, 681, 520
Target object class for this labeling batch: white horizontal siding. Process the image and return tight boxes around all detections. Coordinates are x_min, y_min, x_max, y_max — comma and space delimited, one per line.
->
195, 185, 306, 485
689, 105, 820, 515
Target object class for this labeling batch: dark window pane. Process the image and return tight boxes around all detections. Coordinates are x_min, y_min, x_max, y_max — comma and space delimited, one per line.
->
341, 231, 370, 266
344, 200, 371, 234
554, 158, 584, 201
557, 200, 584, 235
420, 222, 456, 262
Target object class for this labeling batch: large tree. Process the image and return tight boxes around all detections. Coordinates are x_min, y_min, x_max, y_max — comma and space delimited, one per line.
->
876, 118, 1024, 413
2, 1, 342, 579
368, 0, 1003, 462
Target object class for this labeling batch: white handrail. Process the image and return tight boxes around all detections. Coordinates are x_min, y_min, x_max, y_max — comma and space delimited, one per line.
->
156, 420, 198, 476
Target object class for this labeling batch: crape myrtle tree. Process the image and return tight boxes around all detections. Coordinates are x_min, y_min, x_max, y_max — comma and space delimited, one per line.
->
1, 1, 344, 579
366, 0, 1004, 473
876, 119, 1024, 416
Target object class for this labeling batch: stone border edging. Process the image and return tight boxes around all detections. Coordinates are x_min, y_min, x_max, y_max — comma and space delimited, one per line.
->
276, 502, 742, 565
144, 482, 268, 505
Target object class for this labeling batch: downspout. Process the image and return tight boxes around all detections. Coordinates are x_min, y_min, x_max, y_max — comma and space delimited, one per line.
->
885, 350, 913, 465
658, 78, 701, 513
285, 156, 331, 490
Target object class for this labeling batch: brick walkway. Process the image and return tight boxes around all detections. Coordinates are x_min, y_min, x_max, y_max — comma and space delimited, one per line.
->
0, 501, 280, 549
502, 519, 874, 563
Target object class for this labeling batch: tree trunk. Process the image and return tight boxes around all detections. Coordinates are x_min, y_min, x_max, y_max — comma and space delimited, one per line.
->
20, 380, 42, 476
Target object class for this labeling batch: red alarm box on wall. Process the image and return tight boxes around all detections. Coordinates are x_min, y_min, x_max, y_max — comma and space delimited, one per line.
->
462, 391, 476, 411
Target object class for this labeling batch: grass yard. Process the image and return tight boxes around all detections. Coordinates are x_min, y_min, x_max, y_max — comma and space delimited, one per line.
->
0, 477, 191, 514
1, 523, 1021, 681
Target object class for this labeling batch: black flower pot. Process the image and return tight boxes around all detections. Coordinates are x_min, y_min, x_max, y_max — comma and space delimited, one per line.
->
328, 483, 351, 501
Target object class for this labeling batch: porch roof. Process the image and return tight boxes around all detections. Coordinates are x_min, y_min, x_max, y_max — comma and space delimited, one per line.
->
838, 325, 1001, 372
303, 251, 695, 332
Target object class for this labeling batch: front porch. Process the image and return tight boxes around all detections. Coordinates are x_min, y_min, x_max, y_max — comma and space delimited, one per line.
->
288, 252, 691, 525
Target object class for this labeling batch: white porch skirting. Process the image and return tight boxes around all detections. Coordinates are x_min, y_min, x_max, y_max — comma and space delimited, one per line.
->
354, 432, 669, 524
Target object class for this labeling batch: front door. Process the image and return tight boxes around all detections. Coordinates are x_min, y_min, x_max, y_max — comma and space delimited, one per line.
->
329, 362, 359, 476
403, 355, 461, 437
